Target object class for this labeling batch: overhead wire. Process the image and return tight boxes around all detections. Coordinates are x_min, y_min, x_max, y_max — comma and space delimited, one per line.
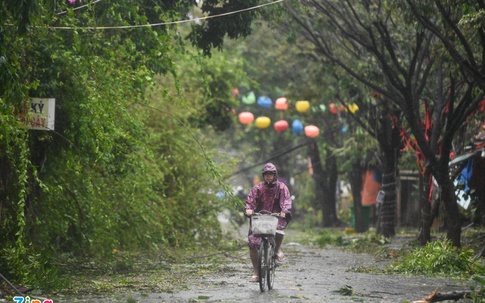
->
51, 0, 285, 30
57, 0, 103, 15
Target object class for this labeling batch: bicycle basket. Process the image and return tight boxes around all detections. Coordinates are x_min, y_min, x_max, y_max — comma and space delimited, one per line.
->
252, 215, 278, 236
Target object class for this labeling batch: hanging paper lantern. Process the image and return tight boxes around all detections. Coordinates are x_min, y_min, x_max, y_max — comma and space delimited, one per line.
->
319, 104, 326, 112
274, 120, 289, 132
238, 112, 254, 125
295, 100, 310, 113
255, 116, 271, 129
342, 124, 348, 133
257, 96, 272, 108
304, 125, 320, 138
242, 91, 256, 104
329, 103, 338, 114
349, 103, 359, 114
479, 98, 485, 112
292, 119, 304, 135
232, 88, 240, 98
275, 97, 288, 110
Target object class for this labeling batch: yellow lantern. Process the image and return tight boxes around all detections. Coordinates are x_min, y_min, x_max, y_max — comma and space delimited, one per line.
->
349, 103, 359, 114
255, 116, 271, 129
295, 100, 310, 113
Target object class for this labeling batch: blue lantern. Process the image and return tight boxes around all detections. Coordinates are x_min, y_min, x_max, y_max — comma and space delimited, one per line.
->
292, 119, 304, 135
257, 96, 272, 108
342, 124, 348, 133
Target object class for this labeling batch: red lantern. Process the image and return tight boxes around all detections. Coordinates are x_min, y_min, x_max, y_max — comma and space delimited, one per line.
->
480, 99, 485, 112
274, 120, 289, 132
275, 97, 288, 110
329, 103, 338, 114
304, 125, 320, 138
238, 112, 254, 125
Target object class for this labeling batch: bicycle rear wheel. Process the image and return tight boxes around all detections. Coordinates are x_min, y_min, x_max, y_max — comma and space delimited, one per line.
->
267, 243, 276, 290
258, 240, 268, 292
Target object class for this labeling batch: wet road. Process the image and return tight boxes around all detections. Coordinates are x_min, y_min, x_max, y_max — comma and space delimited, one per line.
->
57, 225, 474, 303
131, 244, 472, 303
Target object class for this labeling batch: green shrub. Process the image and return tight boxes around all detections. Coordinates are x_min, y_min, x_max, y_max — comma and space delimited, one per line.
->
315, 229, 345, 247
470, 275, 485, 302
388, 239, 485, 278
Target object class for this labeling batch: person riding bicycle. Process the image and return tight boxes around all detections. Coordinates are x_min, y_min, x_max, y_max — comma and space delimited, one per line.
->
244, 162, 292, 283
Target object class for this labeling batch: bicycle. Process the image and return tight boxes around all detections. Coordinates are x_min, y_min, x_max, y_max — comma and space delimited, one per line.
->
251, 210, 280, 292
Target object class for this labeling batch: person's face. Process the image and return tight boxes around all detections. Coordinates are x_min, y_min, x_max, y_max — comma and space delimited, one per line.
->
263, 172, 275, 183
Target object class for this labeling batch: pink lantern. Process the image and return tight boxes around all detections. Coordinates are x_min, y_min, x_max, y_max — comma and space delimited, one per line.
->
329, 103, 338, 114
274, 120, 289, 132
275, 97, 288, 110
304, 125, 320, 138
238, 112, 254, 125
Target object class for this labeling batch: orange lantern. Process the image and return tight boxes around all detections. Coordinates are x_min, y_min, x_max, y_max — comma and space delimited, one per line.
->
238, 112, 254, 125
304, 125, 320, 138
275, 97, 288, 110
255, 116, 271, 129
329, 103, 338, 114
274, 120, 289, 132
295, 100, 310, 113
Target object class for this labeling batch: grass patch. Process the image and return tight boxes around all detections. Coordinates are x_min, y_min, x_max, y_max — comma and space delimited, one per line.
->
48, 237, 248, 299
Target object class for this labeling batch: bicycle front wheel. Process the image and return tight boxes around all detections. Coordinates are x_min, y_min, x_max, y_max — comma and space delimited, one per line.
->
258, 240, 268, 292
267, 242, 276, 290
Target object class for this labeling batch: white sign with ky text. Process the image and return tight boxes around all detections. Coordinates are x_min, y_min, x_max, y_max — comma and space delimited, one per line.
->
28, 98, 55, 130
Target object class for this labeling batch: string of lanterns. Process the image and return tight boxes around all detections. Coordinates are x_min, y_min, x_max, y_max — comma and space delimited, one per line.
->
237, 91, 359, 138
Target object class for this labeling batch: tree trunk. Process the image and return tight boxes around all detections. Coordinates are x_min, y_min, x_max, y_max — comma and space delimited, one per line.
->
471, 156, 485, 226
308, 139, 341, 227
0, 155, 8, 229
348, 162, 365, 232
379, 149, 397, 238
375, 109, 401, 238
419, 171, 433, 244
441, 177, 461, 247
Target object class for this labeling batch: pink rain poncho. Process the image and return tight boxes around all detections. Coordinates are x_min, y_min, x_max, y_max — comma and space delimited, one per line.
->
245, 163, 292, 248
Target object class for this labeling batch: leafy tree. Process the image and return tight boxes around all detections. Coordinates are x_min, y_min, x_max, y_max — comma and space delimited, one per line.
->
0, 0, 258, 288
281, 0, 484, 246
406, 0, 485, 229
188, 0, 260, 56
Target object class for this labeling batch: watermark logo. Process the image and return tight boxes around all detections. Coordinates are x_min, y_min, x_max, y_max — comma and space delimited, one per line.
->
13, 296, 53, 303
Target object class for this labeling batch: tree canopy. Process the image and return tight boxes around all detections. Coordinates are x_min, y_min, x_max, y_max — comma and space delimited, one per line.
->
0, 0, 258, 289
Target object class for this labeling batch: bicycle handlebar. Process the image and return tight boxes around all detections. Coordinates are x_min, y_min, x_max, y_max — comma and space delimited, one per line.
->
252, 210, 281, 217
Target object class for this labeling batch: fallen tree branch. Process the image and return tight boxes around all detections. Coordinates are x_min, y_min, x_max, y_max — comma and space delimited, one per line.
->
0, 272, 26, 296
412, 288, 473, 302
